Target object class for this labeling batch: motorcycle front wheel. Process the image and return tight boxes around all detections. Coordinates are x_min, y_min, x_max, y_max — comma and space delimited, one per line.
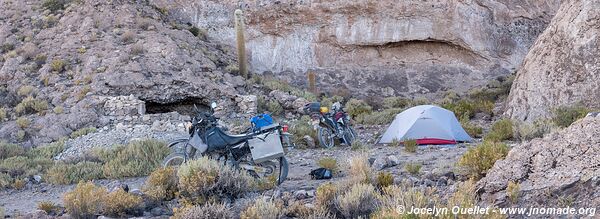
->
317, 127, 336, 148
342, 126, 357, 146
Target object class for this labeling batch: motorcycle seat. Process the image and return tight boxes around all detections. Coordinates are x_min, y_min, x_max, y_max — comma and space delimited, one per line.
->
213, 128, 254, 146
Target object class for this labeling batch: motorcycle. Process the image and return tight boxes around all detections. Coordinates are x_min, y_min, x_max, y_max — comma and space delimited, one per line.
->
162, 102, 292, 185
304, 101, 357, 148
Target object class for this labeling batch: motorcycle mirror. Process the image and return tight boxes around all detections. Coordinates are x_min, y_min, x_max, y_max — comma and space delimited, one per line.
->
211, 102, 217, 109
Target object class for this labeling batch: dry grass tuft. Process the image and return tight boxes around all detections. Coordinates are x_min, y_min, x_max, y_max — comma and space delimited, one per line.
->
334, 183, 379, 218
376, 171, 394, 188
63, 182, 107, 219
173, 202, 233, 219
404, 162, 422, 175
37, 201, 58, 214
403, 139, 418, 153
102, 188, 143, 217
240, 198, 284, 219
142, 167, 178, 201
317, 157, 338, 173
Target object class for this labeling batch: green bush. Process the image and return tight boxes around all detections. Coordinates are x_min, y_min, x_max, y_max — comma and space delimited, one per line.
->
266, 100, 283, 115
443, 100, 475, 119
102, 140, 169, 179
188, 27, 207, 40
382, 97, 411, 109
42, 0, 70, 12
404, 162, 422, 175
0, 142, 25, 159
376, 172, 394, 188
46, 161, 104, 185
0, 108, 6, 121
320, 95, 344, 108
289, 116, 316, 148
16, 117, 30, 128
63, 182, 107, 219
485, 119, 514, 142
552, 105, 591, 128
458, 141, 509, 179
15, 96, 48, 114
317, 157, 338, 173
515, 119, 555, 141
50, 59, 67, 72
70, 127, 96, 139
403, 139, 417, 153
142, 167, 178, 201
345, 98, 372, 118
355, 108, 403, 125
26, 139, 67, 159
460, 117, 483, 138
177, 156, 255, 202
174, 203, 233, 219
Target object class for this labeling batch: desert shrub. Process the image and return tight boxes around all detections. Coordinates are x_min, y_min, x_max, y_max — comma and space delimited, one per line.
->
469, 75, 514, 102
0, 43, 14, 53
316, 182, 337, 210
374, 184, 433, 219
0, 108, 6, 121
136, 18, 152, 30
16, 117, 30, 128
0, 142, 25, 159
76, 86, 91, 101
42, 0, 70, 12
440, 180, 505, 219
289, 116, 316, 148
0, 156, 30, 177
225, 64, 239, 74
70, 127, 96, 139
63, 182, 107, 219
37, 201, 58, 214
457, 141, 509, 179
16, 130, 26, 141
355, 107, 403, 125
102, 140, 169, 179
317, 157, 337, 172
121, 31, 136, 44
50, 59, 67, 72
320, 95, 344, 108
26, 139, 67, 159
130, 43, 145, 56
376, 172, 394, 188
344, 98, 372, 118
460, 117, 483, 138
17, 85, 37, 97
390, 139, 401, 147
34, 54, 47, 66
177, 156, 255, 201
102, 188, 143, 217
334, 183, 379, 218
403, 139, 417, 153
404, 162, 422, 175
552, 105, 591, 128
507, 181, 520, 204
485, 119, 513, 142
46, 161, 104, 184
443, 100, 475, 119
13, 178, 26, 189
174, 202, 233, 219
53, 106, 64, 114
240, 199, 284, 219
382, 97, 411, 109
0, 173, 12, 189
515, 119, 555, 141
15, 96, 48, 114
347, 154, 373, 184
266, 100, 283, 115
142, 167, 178, 201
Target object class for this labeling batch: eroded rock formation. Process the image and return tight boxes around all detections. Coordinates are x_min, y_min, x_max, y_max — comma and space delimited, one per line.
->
156, 0, 560, 98
505, 0, 600, 122
477, 113, 600, 208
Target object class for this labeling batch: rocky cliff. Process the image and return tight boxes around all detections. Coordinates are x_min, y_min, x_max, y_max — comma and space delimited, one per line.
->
154, 0, 560, 98
477, 113, 600, 208
505, 0, 600, 122
0, 0, 247, 146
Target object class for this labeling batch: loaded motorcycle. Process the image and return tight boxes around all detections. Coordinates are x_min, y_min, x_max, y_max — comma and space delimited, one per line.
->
304, 101, 357, 148
163, 102, 291, 185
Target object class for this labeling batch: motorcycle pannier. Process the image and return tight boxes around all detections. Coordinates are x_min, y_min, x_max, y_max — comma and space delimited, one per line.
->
303, 102, 321, 114
248, 131, 285, 163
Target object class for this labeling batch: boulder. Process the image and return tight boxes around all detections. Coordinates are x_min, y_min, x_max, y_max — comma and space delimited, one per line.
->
477, 114, 600, 208
505, 0, 600, 122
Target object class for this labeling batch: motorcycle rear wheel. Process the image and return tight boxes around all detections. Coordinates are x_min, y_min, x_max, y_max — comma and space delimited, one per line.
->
317, 127, 335, 148
162, 152, 186, 167
243, 156, 289, 185
342, 126, 357, 146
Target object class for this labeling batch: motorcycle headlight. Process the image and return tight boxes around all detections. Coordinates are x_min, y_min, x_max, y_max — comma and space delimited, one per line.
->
320, 107, 329, 113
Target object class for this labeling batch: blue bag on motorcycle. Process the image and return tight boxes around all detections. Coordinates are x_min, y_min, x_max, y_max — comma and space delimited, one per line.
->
250, 113, 274, 131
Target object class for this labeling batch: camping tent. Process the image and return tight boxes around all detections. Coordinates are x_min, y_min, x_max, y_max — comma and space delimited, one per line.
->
379, 105, 472, 145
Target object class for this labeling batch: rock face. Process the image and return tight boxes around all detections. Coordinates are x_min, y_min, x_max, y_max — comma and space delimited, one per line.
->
0, 1, 247, 145
505, 0, 600, 122
156, 0, 560, 98
477, 114, 600, 208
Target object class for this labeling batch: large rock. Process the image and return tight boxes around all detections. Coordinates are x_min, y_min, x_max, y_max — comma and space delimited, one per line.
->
154, 0, 560, 98
505, 0, 600, 122
477, 114, 600, 208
